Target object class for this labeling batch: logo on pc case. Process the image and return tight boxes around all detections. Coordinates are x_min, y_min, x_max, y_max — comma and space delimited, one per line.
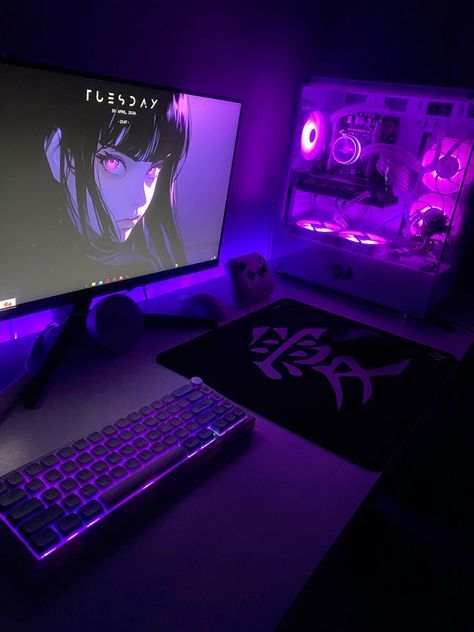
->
249, 327, 411, 410
0, 297, 16, 310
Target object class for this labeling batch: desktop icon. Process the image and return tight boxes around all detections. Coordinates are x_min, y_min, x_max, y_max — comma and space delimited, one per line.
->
0, 298, 16, 310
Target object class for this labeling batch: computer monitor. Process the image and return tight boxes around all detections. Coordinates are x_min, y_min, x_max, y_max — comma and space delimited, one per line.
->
0, 59, 242, 320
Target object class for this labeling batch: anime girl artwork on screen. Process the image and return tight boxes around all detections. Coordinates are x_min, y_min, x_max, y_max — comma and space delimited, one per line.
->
42, 87, 191, 274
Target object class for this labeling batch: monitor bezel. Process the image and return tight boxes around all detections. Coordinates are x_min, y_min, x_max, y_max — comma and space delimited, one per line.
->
0, 57, 243, 321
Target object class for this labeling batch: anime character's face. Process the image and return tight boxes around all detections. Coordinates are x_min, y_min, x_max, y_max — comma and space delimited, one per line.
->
94, 147, 162, 241
44, 129, 162, 243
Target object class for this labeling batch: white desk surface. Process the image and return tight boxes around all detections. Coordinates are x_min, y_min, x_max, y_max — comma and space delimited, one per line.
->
0, 275, 472, 632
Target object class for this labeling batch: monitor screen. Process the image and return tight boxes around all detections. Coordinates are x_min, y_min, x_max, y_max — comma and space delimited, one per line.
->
0, 61, 241, 314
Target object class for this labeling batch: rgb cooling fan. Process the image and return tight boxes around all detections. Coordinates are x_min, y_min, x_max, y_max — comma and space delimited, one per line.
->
408, 193, 454, 237
300, 111, 325, 161
422, 138, 472, 194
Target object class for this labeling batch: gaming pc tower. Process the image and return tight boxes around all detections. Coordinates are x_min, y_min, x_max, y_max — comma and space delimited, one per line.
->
271, 78, 474, 315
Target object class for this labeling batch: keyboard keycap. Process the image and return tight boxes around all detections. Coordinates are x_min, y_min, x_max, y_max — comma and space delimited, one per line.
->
56, 513, 83, 537
115, 418, 130, 429
196, 412, 216, 426
7, 498, 43, 525
163, 435, 178, 446
190, 399, 213, 415
6, 472, 25, 486
45, 469, 62, 483
171, 384, 194, 398
0, 488, 27, 511
124, 458, 140, 471
76, 469, 93, 483
95, 474, 113, 489
127, 412, 142, 423
63, 493, 81, 511
92, 445, 107, 457
61, 460, 79, 474
80, 484, 97, 498
138, 449, 153, 462
186, 391, 203, 403
92, 460, 108, 474
106, 437, 122, 450
133, 437, 148, 450
197, 428, 215, 443
25, 462, 43, 476
60, 477, 78, 492
139, 405, 154, 416
132, 423, 146, 434
119, 430, 134, 442
58, 447, 75, 459
161, 394, 175, 404
106, 452, 122, 465
42, 488, 61, 504
146, 430, 161, 442
110, 466, 127, 480
120, 445, 136, 457
26, 479, 45, 494
183, 437, 200, 452
77, 452, 93, 465
101, 446, 186, 509
41, 454, 59, 467
174, 427, 190, 439
29, 528, 60, 554
145, 417, 159, 427
20, 504, 64, 536
88, 432, 103, 443
79, 500, 103, 522
74, 439, 89, 451
102, 425, 117, 436
150, 400, 165, 411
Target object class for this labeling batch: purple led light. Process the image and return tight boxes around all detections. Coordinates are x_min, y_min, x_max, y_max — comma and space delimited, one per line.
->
410, 193, 455, 220
422, 139, 472, 194
331, 134, 362, 166
296, 219, 341, 233
300, 111, 325, 161
408, 193, 454, 237
338, 230, 388, 246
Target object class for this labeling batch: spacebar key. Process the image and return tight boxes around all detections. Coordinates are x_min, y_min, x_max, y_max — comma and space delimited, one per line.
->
100, 446, 187, 509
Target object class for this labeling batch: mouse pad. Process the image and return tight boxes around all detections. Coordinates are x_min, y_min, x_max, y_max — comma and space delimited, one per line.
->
156, 298, 457, 471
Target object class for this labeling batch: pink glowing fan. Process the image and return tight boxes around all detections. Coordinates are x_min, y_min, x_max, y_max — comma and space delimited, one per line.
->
422, 138, 472, 194
297, 219, 341, 233
408, 193, 454, 237
338, 230, 388, 246
300, 111, 325, 161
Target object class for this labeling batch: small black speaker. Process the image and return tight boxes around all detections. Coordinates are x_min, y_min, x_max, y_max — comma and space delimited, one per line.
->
86, 294, 144, 353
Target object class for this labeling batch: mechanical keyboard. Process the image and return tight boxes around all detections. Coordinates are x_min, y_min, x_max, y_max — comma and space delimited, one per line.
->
0, 377, 255, 561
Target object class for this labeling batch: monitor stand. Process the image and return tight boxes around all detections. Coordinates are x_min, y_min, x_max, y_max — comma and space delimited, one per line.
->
21, 294, 218, 409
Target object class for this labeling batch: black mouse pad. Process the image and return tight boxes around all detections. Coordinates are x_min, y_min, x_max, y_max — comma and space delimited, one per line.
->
156, 298, 457, 471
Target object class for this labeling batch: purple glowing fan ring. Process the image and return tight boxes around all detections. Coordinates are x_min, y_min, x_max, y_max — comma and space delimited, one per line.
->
331, 134, 362, 166
421, 139, 472, 194
300, 111, 325, 161
296, 219, 341, 233
338, 230, 387, 245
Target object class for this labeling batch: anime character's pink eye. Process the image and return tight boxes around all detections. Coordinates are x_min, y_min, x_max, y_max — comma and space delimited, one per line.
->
104, 157, 121, 172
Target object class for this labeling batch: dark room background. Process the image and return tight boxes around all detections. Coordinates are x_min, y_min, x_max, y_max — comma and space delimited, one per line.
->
1, 0, 473, 276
